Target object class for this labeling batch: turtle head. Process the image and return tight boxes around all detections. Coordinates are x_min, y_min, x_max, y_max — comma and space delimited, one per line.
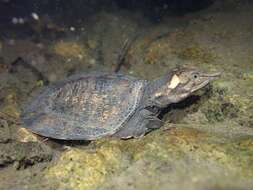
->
148, 67, 221, 108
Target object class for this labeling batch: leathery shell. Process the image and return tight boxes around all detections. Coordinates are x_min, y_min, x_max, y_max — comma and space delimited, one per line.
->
21, 73, 145, 140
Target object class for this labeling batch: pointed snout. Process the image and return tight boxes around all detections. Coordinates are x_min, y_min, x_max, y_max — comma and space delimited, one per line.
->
201, 72, 222, 81
190, 71, 221, 93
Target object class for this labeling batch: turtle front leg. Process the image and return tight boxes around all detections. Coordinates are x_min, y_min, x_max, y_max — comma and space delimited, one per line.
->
112, 109, 162, 139
144, 115, 164, 129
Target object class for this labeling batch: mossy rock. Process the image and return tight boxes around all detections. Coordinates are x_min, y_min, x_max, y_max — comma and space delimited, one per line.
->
176, 44, 218, 64
0, 141, 52, 169
52, 40, 90, 60
42, 127, 253, 190
200, 83, 251, 123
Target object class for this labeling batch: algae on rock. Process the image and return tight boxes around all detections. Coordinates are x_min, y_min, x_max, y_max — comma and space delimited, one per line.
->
46, 141, 129, 190
43, 127, 253, 190
52, 40, 90, 60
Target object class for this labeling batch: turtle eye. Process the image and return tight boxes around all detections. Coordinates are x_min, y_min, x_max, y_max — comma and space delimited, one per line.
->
193, 73, 199, 79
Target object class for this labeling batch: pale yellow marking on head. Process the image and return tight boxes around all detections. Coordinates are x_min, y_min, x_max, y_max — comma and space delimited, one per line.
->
168, 74, 180, 89
154, 92, 163, 97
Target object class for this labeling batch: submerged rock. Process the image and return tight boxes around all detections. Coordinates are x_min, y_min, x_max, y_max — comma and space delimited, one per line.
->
44, 127, 253, 190
0, 141, 52, 169
46, 141, 129, 190
52, 40, 90, 60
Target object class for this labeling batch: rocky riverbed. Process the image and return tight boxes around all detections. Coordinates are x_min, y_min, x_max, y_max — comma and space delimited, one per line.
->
0, 0, 253, 189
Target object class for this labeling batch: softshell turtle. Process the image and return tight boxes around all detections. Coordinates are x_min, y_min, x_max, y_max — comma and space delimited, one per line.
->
21, 67, 220, 140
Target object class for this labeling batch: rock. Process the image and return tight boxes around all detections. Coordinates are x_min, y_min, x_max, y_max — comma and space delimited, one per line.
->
177, 44, 218, 64
52, 40, 90, 60
46, 141, 130, 190
15, 128, 40, 143
0, 141, 52, 169
43, 127, 253, 190
0, 119, 11, 143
